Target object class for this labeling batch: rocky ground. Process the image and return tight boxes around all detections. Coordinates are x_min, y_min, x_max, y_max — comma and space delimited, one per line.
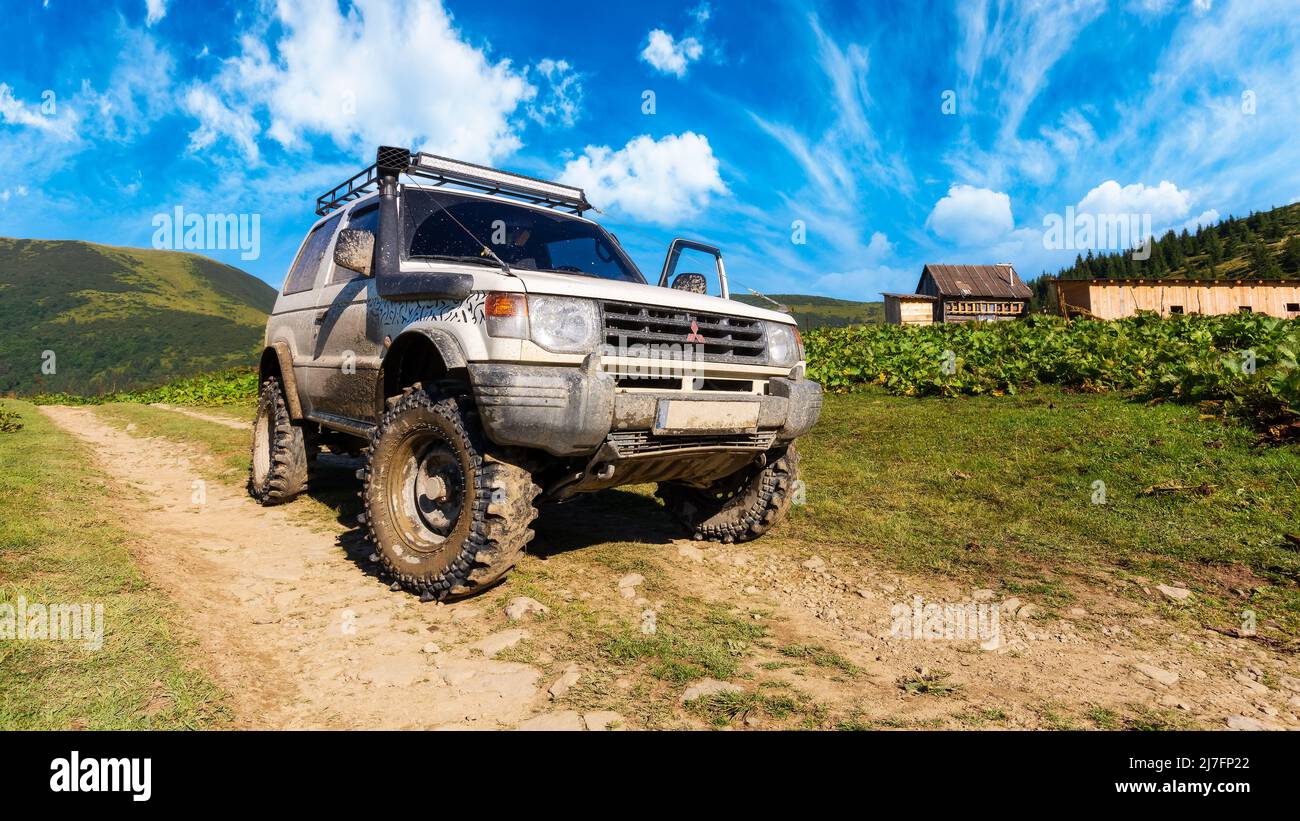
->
39, 404, 1300, 730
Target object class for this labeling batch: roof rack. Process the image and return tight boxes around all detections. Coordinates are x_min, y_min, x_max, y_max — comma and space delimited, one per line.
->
315, 147, 593, 216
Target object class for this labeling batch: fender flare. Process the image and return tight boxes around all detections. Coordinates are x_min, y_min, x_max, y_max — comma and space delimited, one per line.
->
416, 327, 468, 371
262, 341, 305, 420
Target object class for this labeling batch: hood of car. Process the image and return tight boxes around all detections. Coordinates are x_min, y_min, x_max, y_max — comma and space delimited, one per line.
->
513, 269, 797, 325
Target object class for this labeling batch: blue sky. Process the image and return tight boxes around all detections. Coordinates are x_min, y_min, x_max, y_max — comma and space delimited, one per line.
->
1, 0, 1298, 299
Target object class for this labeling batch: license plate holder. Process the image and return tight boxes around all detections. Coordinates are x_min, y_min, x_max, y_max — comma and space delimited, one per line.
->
654, 400, 760, 435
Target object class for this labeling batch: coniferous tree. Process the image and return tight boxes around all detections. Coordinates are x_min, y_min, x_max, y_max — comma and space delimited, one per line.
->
1283, 235, 1300, 274
1249, 239, 1283, 278
1204, 230, 1224, 265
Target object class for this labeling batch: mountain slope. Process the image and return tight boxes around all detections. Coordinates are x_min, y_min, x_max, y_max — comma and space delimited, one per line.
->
733, 293, 883, 328
1052, 202, 1300, 282
0, 238, 276, 395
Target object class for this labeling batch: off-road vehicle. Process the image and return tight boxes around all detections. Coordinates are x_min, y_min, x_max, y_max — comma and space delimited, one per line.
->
250, 146, 822, 600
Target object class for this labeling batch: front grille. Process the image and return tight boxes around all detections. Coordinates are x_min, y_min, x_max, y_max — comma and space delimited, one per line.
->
608, 430, 777, 457
601, 301, 767, 364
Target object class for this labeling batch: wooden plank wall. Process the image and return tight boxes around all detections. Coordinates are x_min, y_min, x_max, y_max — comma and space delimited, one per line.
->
1071, 282, 1300, 319
884, 296, 935, 325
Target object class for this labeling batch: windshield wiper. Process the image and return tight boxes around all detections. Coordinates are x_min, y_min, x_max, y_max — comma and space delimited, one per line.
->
409, 254, 507, 268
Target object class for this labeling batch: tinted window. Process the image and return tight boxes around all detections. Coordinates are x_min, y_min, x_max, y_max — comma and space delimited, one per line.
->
284, 214, 342, 295
401, 190, 644, 283
348, 203, 379, 234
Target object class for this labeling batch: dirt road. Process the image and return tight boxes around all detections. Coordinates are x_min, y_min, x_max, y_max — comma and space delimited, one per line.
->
40, 405, 1300, 730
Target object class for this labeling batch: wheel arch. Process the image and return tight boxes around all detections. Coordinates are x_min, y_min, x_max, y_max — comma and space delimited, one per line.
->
377, 329, 469, 415
259, 342, 304, 420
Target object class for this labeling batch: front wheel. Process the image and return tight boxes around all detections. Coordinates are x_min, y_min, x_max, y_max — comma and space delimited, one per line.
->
359, 386, 539, 601
656, 443, 801, 543
247, 376, 309, 505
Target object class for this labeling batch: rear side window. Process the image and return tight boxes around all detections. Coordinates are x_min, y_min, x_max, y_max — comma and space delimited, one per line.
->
283, 214, 342, 295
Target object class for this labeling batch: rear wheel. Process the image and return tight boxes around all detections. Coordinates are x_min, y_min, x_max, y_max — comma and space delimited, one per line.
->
247, 376, 309, 505
359, 386, 539, 601
656, 443, 801, 543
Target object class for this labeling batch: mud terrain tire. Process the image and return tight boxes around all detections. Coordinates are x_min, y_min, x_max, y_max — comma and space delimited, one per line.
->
359, 386, 539, 601
656, 443, 801, 543
248, 376, 309, 505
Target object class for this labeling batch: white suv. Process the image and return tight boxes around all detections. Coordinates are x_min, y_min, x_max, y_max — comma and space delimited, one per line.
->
249, 146, 823, 600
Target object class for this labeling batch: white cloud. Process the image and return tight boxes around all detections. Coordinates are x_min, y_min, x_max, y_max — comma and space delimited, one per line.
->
182, 85, 260, 160
184, 0, 548, 164
956, 0, 1106, 140
145, 0, 167, 26
560, 132, 727, 224
0, 83, 78, 140
525, 59, 582, 128
1182, 208, 1220, 231
640, 29, 703, 78
925, 185, 1015, 245
0, 26, 172, 148
1075, 180, 1194, 226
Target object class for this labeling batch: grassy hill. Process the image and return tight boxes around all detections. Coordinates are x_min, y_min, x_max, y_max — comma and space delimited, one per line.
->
734, 293, 882, 328
0, 238, 275, 396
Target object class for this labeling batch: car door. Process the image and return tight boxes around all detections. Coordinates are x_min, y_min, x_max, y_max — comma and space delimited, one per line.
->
309, 202, 383, 421
270, 213, 342, 418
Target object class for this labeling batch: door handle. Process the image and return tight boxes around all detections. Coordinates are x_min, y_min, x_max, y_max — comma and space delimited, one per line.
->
313, 310, 328, 325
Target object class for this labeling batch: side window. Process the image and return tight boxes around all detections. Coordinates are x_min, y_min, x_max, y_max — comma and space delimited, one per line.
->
331, 204, 379, 284
283, 214, 343, 295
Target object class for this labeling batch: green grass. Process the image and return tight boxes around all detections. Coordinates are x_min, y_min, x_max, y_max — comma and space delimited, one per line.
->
603, 603, 769, 683
777, 643, 861, 675
898, 669, 961, 696
790, 388, 1300, 638
684, 689, 810, 728
0, 400, 229, 729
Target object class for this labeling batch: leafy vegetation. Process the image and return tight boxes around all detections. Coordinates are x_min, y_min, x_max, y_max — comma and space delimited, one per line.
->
30, 367, 259, 407
0, 408, 22, 433
805, 312, 1300, 437
735, 293, 882, 328
0, 238, 274, 395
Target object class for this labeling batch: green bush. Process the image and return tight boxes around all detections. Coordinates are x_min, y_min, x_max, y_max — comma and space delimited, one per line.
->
805, 312, 1300, 432
29, 367, 259, 407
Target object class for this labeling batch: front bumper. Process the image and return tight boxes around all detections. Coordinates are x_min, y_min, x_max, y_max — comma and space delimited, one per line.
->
468, 356, 823, 458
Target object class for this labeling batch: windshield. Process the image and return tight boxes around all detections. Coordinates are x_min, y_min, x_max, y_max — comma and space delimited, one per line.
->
401, 189, 645, 283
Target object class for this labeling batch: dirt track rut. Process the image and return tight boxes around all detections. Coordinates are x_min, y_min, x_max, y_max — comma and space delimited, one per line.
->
39, 404, 1300, 730
40, 405, 563, 730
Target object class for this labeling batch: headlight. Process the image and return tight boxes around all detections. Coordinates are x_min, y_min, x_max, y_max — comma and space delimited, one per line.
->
528, 295, 601, 353
766, 322, 801, 367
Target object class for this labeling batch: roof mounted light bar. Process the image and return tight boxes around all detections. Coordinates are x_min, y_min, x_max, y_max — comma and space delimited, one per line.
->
315, 146, 592, 216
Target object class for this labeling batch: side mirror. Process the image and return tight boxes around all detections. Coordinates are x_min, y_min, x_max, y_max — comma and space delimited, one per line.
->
658, 238, 728, 299
671, 272, 708, 294
333, 228, 375, 276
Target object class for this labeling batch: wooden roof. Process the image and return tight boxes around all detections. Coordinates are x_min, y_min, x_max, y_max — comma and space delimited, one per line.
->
921, 264, 1031, 299
881, 291, 938, 300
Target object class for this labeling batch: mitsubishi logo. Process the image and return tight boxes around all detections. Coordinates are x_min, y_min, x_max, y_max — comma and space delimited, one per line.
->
685, 318, 706, 344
